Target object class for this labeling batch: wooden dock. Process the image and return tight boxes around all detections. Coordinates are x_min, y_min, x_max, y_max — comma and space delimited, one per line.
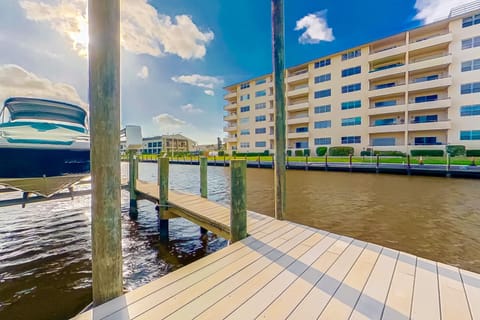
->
75, 180, 480, 320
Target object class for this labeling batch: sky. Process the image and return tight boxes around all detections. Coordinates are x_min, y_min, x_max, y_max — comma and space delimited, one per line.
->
0, 0, 475, 144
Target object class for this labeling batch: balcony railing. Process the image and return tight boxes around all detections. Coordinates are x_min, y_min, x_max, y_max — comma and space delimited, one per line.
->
369, 63, 405, 73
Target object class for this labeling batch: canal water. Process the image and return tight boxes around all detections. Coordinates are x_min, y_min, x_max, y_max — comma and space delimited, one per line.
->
0, 162, 479, 319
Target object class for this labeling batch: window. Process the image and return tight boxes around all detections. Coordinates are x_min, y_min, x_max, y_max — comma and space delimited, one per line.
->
342, 49, 361, 60
239, 117, 249, 124
148, 142, 152, 147
341, 100, 361, 110
314, 73, 331, 83
255, 102, 266, 110
295, 127, 308, 133
295, 141, 309, 148
314, 89, 331, 98
374, 118, 396, 126
255, 141, 267, 148
314, 104, 331, 113
462, 14, 480, 28
414, 137, 438, 145
461, 104, 480, 116
255, 90, 266, 97
413, 75, 439, 82
314, 58, 331, 68
375, 100, 397, 107
341, 116, 361, 126
240, 142, 250, 148
255, 127, 267, 134
341, 136, 361, 144
461, 82, 480, 94
372, 138, 396, 146
240, 106, 250, 112
412, 115, 438, 123
414, 95, 438, 103
314, 120, 331, 129
240, 129, 250, 135
240, 82, 250, 90
341, 66, 361, 77
461, 59, 480, 72
255, 78, 266, 85
255, 115, 266, 122
314, 137, 331, 145
341, 83, 361, 93
460, 130, 480, 140
374, 82, 396, 90
240, 94, 250, 101
462, 36, 480, 50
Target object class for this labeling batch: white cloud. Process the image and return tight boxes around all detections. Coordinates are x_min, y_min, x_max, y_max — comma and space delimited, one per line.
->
414, 0, 474, 24
0, 64, 86, 108
19, 0, 214, 59
295, 11, 334, 44
171, 74, 222, 96
152, 113, 187, 131
180, 103, 203, 114
137, 66, 149, 79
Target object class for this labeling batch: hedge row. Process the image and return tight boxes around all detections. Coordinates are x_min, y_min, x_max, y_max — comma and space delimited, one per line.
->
410, 149, 444, 157
466, 150, 480, 157
232, 150, 269, 157
328, 146, 354, 156
446, 145, 466, 157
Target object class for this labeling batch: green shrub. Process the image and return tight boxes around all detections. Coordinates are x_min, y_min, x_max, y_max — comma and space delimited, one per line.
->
304, 149, 311, 156
316, 147, 328, 156
328, 146, 354, 156
218, 150, 225, 156
263, 150, 269, 156
360, 150, 373, 156
446, 145, 466, 157
232, 151, 237, 156
233, 152, 269, 157
287, 150, 292, 156
295, 149, 304, 156
410, 149, 444, 157
373, 150, 406, 157
466, 149, 480, 157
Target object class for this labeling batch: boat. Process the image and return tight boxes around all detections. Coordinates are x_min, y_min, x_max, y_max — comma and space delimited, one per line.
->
0, 97, 90, 197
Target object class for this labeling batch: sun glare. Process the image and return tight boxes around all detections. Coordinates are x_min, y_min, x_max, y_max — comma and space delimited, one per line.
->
68, 16, 89, 57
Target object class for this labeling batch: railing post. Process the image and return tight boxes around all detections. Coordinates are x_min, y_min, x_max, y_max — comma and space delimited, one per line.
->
325, 154, 328, 171
349, 154, 353, 171
88, 0, 122, 305
305, 155, 309, 171
129, 151, 138, 219
158, 157, 169, 240
230, 160, 247, 243
376, 154, 380, 173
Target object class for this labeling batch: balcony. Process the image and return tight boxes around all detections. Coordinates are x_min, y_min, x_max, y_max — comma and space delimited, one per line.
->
287, 116, 309, 125
287, 86, 309, 98
287, 70, 309, 83
368, 123, 406, 134
369, 44, 407, 61
368, 64, 406, 79
408, 32, 452, 51
224, 103, 237, 111
368, 83, 406, 98
223, 113, 237, 121
408, 120, 451, 131
408, 98, 451, 112
224, 91, 236, 99
408, 54, 452, 72
288, 131, 309, 139
224, 125, 237, 132
225, 136, 237, 143
287, 101, 309, 111
368, 104, 406, 116
408, 76, 452, 92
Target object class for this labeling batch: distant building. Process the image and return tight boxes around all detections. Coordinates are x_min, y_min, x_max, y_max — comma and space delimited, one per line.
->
121, 134, 196, 154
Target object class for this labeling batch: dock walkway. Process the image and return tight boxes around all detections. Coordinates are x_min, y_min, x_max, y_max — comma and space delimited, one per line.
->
76, 181, 480, 320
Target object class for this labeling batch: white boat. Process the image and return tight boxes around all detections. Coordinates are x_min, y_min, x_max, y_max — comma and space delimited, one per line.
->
0, 97, 90, 197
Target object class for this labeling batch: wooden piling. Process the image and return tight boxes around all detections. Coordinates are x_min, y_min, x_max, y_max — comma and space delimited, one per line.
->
129, 151, 138, 219
200, 156, 207, 198
158, 157, 169, 239
88, 0, 122, 306
230, 160, 247, 242
272, 0, 286, 220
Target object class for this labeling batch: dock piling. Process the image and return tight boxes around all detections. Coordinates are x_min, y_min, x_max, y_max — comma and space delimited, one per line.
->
129, 151, 138, 219
200, 156, 208, 236
230, 160, 247, 243
158, 157, 169, 240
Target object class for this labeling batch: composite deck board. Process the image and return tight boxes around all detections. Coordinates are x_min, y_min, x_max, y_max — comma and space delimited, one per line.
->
75, 184, 479, 320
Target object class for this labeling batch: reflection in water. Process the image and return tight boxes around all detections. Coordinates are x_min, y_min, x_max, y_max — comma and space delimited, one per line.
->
0, 162, 479, 319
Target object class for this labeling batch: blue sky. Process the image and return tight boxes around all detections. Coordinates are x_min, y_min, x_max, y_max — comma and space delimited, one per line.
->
0, 0, 472, 143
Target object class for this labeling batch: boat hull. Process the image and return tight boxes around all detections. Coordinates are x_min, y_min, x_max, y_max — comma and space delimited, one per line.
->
0, 147, 90, 197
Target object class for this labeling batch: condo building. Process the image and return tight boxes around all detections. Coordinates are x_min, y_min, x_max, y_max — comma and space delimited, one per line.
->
223, 2, 480, 155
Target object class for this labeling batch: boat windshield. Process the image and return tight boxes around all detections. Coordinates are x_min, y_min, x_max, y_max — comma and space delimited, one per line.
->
2, 97, 87, 128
